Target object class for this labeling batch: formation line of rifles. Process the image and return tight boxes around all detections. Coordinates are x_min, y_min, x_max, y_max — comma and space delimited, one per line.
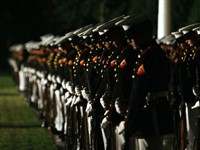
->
9, 14, 200, 150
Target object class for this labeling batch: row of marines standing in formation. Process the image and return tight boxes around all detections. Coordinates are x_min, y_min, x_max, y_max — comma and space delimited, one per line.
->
8, 14, 200, 150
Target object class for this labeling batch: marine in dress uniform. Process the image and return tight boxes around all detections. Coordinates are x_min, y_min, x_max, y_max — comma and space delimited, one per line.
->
168, 23, 199, 150
99, 25, 127, 150
191, 27, 200, 150
172, 23, 200, 150
123, 15, 174, 150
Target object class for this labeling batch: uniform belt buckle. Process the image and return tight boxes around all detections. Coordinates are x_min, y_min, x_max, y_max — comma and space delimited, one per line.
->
146, 91, 168, 104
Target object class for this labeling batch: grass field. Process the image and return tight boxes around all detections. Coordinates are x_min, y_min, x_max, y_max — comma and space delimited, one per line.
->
0, 73, 57, 150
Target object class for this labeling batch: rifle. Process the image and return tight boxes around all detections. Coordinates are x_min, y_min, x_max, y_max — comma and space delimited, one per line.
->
192, 65, 200, 150
180, 101, 186, 150
193, 115, 200, 150
85, 62, 107, 150
65, 69, 76, 149
84, 68, 95, 150
179, 64, 188, 150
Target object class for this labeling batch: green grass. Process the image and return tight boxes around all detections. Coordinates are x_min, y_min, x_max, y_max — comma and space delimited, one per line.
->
0, 74, 57, 150
0, 128, 57, 150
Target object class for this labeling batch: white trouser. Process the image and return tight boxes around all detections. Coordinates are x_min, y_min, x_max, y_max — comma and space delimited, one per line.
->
36, 79, 43, 109
115, 127, 125, 150
19, 70, 26, 91
55, 90, 63, 131
185, 102, 198, 150
129, 136, 163, 150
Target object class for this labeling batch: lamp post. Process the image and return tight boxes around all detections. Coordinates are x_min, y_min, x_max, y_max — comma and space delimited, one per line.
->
157, 0, 171, 39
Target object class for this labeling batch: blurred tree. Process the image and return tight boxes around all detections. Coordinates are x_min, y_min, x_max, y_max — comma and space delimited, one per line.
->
104, 0, 130, 21
43, 0, 100, 35
1, 0, 200, 71
0, 0, 51, 43
0, 0, 50, 70
186, 0, 200, 24
1, 0, 199, 42
171, 0, 195, 31
127, 0, 158, 35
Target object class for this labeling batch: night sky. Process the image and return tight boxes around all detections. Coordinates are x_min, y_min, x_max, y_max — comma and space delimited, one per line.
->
1, 0, 51, 42
1, 0, 199, 71
0, 0, 52, 70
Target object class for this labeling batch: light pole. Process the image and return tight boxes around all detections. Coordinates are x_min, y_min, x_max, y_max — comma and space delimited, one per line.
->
157, 0, 171, 39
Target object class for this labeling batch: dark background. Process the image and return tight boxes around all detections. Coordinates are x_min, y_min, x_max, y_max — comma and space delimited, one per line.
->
0, 0, 200, 71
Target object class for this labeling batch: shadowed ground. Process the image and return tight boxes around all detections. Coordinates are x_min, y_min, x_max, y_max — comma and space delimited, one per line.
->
0, 73, 175, 150
0, 73, 57, 150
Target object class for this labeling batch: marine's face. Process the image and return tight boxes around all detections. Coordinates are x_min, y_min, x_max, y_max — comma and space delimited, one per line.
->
74, 44, 79, 51
104, 41, 112, 49
89, 44, 94, 50
186, 39, 194, 47
177, 42, 186, 49
96, 43, 103, 49
127, 38, 137, 49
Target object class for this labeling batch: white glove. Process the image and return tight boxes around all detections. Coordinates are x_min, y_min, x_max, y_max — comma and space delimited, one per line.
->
75, 85, 81, 95
114, 97, 127, 115
41, 77, 48, 86
85, 102, 95, 117
65, 91, 70, 99
56, 76, 61, 84
61, 80, 66, 89
47, 74, 52, 81
81, 88, 92, 101
101, 117, 111, 129
66, 81, 74, 94
192, 85, 200, 98
70, 96, 77, 107
117, 121, 125, 134
66, 96, 73, 106
100, 93, 110, 109
74, 96, 81, 105
52, 75, 56, 83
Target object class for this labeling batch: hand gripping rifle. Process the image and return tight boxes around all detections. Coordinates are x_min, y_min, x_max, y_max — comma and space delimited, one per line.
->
179, 64, 188, 150
192, 65, 200, 150
83, 67, 95, 150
